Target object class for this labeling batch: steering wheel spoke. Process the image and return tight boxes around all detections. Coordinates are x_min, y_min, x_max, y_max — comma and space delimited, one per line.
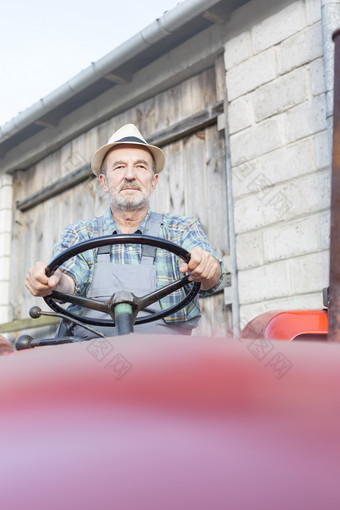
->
50, 290, 109, 313
134, 275, 191, 310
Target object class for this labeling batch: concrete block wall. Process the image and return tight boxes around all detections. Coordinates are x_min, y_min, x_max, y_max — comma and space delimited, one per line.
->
0, 173, 13, 324
224, 0, 330, 325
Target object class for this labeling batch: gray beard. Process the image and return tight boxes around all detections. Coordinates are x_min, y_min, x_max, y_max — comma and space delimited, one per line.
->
109, 191, 148, 211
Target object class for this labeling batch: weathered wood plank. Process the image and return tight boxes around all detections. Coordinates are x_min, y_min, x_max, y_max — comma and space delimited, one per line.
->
167, 140, 185, 215
16, 164, 93, 212
183, 130, 208, 228
194, 292, 232, 337
149, 145, 171, 214
205, 125, 229, 256
215, 54, 226, 104
150, 105, 223, 146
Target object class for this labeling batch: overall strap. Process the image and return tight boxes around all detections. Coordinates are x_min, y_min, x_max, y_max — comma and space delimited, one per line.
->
97, 216, 111, 258
141, 212, 164, 264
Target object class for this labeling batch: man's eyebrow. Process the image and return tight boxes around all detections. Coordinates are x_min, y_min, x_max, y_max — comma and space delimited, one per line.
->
111, 159, 126, 166
134, 159, 150, 166
111, 159, 150, 166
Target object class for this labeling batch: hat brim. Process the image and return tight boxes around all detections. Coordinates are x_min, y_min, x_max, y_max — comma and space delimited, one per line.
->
91, 140, 165, 175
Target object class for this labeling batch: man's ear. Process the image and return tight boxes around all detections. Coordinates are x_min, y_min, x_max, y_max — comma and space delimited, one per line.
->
151, 173, 159, 192
99, 173, 109, 192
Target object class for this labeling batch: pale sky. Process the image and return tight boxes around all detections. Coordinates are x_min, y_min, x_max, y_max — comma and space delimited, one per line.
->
0, 0, 183, 127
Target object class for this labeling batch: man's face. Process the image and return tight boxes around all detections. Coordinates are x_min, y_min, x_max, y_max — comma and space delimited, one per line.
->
99, 144, 159, 211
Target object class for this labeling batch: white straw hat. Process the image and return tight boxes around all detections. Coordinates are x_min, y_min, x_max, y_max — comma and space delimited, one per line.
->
91, 123, 165, 175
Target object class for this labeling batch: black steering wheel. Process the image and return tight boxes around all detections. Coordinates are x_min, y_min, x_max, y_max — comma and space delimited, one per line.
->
44, 234, 201, 330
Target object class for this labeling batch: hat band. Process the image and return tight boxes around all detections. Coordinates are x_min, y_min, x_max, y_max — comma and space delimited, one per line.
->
116, 136, 147, 145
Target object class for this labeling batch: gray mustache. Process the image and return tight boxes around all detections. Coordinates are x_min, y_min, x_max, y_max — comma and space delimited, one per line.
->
119, 180, 142, 191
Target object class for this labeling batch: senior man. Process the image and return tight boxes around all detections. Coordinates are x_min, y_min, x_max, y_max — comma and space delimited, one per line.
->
26, 124, 223, 337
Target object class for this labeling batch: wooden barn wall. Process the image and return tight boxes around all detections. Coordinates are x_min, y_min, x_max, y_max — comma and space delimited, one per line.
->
10, 61, 231, 336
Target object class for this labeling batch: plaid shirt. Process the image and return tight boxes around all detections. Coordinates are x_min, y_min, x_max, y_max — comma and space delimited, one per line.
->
53, 207, 223, 324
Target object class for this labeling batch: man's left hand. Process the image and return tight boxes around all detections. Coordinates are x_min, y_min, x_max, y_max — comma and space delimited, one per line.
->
179, 247, 222, 291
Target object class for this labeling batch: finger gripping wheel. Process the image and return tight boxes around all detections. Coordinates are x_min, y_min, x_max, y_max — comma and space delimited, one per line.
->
44, 234, 201, 328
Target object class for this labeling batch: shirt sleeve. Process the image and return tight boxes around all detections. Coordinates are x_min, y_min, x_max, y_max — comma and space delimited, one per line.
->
174, 219, 225, 296
52, 225, 94, 295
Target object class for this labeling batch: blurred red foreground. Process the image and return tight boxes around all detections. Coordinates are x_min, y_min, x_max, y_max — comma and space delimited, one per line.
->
1, 335, 340, 510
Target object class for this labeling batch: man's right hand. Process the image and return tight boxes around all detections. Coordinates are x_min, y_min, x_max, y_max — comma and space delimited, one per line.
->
25, 262, 75, 297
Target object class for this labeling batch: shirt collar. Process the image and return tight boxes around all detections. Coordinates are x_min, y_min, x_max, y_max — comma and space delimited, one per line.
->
101, 206, 152, 235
